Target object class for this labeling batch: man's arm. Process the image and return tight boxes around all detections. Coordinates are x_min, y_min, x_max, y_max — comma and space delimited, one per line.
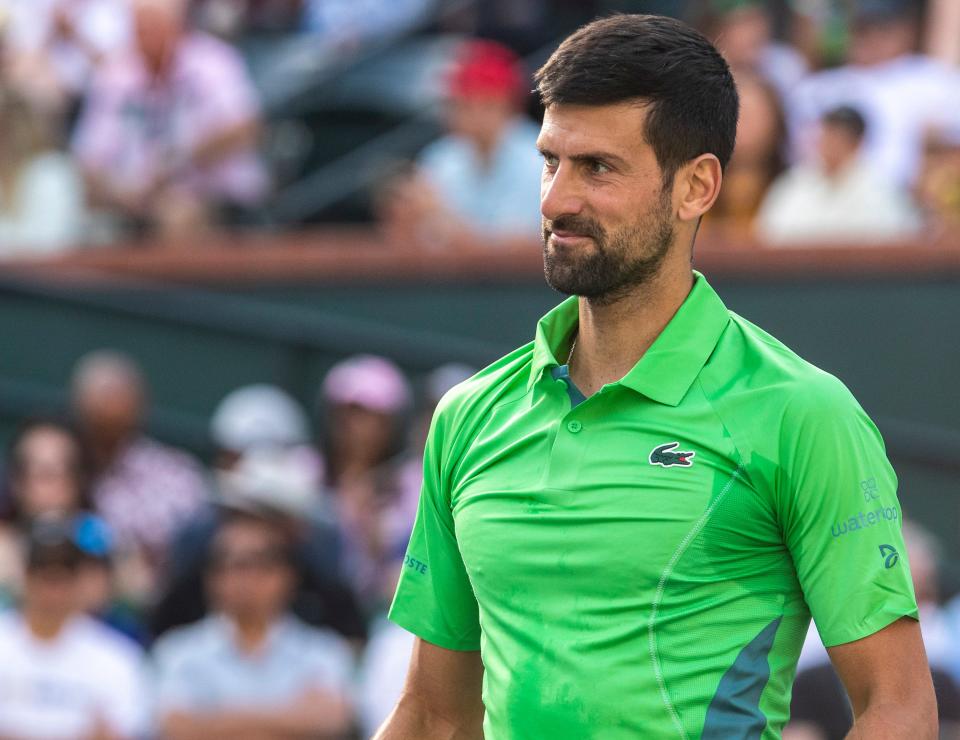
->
374, 637, 484, 740
827, 616, 937, 739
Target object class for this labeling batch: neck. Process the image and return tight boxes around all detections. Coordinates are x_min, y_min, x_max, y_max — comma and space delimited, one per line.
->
568, 263, 695, 397
24, 607, 71, 642
231, 613, 274, 654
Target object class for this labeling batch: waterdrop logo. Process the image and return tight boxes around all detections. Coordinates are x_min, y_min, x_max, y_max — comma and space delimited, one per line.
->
879, 544, 899, 569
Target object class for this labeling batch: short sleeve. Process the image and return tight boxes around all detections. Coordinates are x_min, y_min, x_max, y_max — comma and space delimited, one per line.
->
96, 645, 151, 737
152, 634, 206, 712
387, 404, 481, 651
777, 378, 918, 647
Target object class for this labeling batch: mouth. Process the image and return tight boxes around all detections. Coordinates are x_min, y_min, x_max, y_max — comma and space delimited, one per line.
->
548, 230, 595, 247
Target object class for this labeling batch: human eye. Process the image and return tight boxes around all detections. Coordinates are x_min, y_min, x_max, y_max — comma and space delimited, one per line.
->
540, 151, 559, 169
587, 159, 612, 176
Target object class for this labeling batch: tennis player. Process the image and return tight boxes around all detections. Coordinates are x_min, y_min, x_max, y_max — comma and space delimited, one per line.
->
376, 14, 936, 739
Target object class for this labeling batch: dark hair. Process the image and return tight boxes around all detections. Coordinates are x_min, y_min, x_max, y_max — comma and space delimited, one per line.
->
2, 416, 92, 523
535, 14, 739, 186
822, 106, 867, 141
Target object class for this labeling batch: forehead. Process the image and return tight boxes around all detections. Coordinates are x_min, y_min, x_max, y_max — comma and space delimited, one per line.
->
537, 101, 655, 160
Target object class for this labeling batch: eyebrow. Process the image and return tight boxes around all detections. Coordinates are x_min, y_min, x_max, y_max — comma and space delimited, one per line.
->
537, 146, 630, 171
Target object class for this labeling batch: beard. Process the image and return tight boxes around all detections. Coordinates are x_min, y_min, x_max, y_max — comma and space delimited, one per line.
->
541, 190, 675, 305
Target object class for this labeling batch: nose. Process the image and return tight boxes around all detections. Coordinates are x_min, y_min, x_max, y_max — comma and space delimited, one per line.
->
540, 162, 584, 223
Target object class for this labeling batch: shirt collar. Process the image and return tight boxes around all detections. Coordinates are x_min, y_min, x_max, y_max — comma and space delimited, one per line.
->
527, 271, 730, 406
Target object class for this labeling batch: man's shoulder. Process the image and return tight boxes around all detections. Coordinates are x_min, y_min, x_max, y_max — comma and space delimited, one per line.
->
63, 615, 144, 669
713, 311, 863, 419
152, 616, 219, 664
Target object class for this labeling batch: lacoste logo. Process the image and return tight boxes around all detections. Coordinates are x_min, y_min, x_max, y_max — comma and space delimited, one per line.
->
879, 544, 899, 569
649, 442, 696, 468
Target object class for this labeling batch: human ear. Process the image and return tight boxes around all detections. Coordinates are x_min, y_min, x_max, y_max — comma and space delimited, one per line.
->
676, 154, 722, 222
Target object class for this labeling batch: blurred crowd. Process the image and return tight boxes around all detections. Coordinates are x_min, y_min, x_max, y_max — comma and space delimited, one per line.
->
0, 1, 959, 738
0, 347, 476, 738
0, 0, 954, 256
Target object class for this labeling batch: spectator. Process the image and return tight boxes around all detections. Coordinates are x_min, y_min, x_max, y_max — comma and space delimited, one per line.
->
319, 354, 412, 611
790, 0, 960, 187
71, 0, 268, 240
0, 89, 86, 255
703, 72, 787, 236
70, 350, 208, 588
378, 39, 542, 246
3, 0, 132, 117
153, 509, 355, 738
356, 362, 475, 736
756, 105, 921, 245
916, 126, 960, 237
0, 517, 148, 739
699, 0, 809, 102
153, 443, 367, 644
0, 418, 91, 603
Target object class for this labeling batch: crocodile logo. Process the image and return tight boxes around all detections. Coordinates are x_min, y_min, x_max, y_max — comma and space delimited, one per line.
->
649, 442, 696, 468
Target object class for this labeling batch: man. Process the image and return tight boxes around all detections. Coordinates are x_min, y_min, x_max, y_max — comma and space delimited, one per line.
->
70, 350, 208, 578
71, 0, 267, 238
377, 14, 936, 739
152, 509, 356, 738
757, 105, 920, 244
0, 517, 147, 739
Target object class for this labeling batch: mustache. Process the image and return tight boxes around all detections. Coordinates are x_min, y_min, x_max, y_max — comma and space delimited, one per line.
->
542, 215, 606, 243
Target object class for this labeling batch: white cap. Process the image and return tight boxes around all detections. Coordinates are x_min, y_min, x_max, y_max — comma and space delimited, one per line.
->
216, 446, 323, 519
211, 384, 310, 453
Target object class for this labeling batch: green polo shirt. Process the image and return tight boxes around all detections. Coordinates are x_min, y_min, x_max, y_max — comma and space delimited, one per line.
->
389, 272, 917, 739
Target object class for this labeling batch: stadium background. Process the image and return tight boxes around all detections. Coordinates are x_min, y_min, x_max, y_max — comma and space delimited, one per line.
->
0, 0, 958, 738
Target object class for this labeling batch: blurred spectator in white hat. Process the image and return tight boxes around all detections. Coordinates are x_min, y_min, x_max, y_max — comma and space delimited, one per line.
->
0, 516, 148, 740
210, 383, 313, 470
153, 508, 356, 739
154, 442, 367, 646
70, 349, 209, 600
70, 0, 267, 240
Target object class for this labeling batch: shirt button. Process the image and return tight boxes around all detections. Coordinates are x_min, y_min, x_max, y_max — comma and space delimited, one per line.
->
566, 420, 583, 433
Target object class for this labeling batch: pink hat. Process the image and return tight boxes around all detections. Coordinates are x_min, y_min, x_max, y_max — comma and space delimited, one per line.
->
321, 355, 411, 414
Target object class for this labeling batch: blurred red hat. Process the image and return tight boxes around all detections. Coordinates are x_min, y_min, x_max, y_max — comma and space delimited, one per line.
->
448, 39, 525, 103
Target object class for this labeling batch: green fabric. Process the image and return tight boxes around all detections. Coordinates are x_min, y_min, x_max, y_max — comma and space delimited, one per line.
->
389, 272, 917, 739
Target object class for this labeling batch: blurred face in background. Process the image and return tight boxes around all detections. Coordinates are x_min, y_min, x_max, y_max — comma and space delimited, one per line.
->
848, 17, 916, 66
12, 426, 84, 519
730, 75, 784, 168
133, 0, 186, 75
713, 6, 772, 72
817, 122, 862, 175
23, 556, 82, 623
207, 516, 295, 624
330, 402, 397, 469
446, 94, 517, 152
72, 367, 144, 463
